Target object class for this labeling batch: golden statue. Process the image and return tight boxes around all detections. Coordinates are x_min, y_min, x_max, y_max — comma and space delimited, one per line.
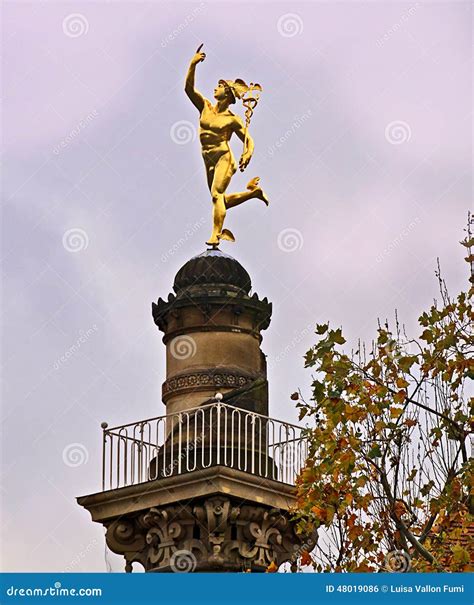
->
185, 44, 269, 246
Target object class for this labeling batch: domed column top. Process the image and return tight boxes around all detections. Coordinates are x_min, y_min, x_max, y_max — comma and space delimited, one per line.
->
152, 250, 272, 415
173, 249, 252, 295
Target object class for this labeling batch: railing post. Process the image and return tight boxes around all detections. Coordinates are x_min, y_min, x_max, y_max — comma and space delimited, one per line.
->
177, 413, 183, 475
216, 401, 221, 465
101, 422, 108, 491
223, 405, 228, 466
250, 413, 256, 475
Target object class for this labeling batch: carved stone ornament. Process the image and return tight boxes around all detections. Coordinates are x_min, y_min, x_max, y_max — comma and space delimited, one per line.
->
105, 496, 305, 573
162, 370, 255, 398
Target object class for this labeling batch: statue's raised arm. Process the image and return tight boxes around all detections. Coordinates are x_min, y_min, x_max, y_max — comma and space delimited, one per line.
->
184, 45, 269, 247
184, 44, 207, 112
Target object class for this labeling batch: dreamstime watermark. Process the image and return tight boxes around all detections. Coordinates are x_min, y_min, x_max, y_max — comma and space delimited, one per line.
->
385, 120, 412, 145
53, 325, 99, 370
170, 120, 196, 145
275, 324, 313, 364
62, 443, 89, 468
62, 228, 89, 252
268, 110, 312, 157
160, 218, 206, 263
161, 3, 206, 47
53, 109, 98, 156
62, 13, 89, 38
384, 549, 411, 572
376, 4, 420, 48
292, 530, 318, 561
277, 13, 303, 38
170, 549, 197, 573
163, 435, 204, 476
376, 217, 420, 263
170, 335, 197, 360
6, 582, 101, 598
277, 228, 304, 252
64, 540, 98, 572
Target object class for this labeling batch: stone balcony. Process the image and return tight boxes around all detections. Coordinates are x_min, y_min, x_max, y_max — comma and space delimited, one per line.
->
77, 400, 310, 572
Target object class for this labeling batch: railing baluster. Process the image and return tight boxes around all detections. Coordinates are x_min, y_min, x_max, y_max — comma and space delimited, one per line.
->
116, 433, 120, 488
109, 436, 113, 489
190, 412, 197, 472
230, 409, 236, 469
251, 414, 255, 475
171, 415, 175, 476
185, 413, 191, 472
223, 405, 228, 466
216, 402, 221, 465
145, 423, 151, 483
163, 419, 167, 476
159, 417, 164, 478
244, 413, 249, 472
271, 421, 277, 480
177, 414, 182, 475
199, 409, 205, 469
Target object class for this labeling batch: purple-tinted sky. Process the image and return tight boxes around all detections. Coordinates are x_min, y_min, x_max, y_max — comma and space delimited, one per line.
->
1, 0, 472, 572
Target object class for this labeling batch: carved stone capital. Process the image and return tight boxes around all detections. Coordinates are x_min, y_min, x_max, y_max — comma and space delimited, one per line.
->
105, 495, 305, 573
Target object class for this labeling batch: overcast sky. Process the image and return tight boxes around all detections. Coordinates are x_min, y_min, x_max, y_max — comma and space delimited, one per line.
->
1, 0, 471, 572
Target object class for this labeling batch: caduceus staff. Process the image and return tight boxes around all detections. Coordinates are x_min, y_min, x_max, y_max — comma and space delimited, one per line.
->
184, 44, 269, 246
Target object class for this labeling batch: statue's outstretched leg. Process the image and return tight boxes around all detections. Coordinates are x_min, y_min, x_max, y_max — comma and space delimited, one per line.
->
206, 153, 236, 246
225, 177, 269, 209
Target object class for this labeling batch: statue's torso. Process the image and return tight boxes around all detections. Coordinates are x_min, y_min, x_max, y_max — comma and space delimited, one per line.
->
199, 100, 236, 148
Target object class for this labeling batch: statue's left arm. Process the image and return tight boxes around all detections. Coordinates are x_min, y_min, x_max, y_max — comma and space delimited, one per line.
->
234, 117, 254, 172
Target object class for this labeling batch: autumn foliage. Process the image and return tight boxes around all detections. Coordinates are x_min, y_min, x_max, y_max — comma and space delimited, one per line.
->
292, 231, 474, 572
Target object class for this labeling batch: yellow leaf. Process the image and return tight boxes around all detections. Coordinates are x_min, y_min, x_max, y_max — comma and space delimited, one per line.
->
452, 545, 470, 565
390, 407, 404, 418
394, 390, 406, 404
311, 505, 326, 520
265, 561, 278, 573
325, 506, 336, 525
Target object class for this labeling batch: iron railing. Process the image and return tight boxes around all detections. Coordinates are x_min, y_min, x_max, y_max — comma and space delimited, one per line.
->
101, 401, 308, 490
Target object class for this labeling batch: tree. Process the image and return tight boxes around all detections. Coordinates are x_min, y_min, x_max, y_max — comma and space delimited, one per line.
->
292, 226, 473, 572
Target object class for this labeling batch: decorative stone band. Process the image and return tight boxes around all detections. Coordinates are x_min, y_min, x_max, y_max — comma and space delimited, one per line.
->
105, 495, 306, 572
162, 369, 257, 402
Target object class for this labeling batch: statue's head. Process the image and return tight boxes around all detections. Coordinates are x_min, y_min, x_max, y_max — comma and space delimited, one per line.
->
215, 80, 236, 104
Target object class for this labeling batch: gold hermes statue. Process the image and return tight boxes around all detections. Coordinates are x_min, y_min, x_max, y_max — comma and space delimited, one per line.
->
185, 44, 269, 246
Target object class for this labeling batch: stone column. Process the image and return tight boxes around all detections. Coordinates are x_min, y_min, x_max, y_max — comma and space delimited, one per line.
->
152, 250, 272, 417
